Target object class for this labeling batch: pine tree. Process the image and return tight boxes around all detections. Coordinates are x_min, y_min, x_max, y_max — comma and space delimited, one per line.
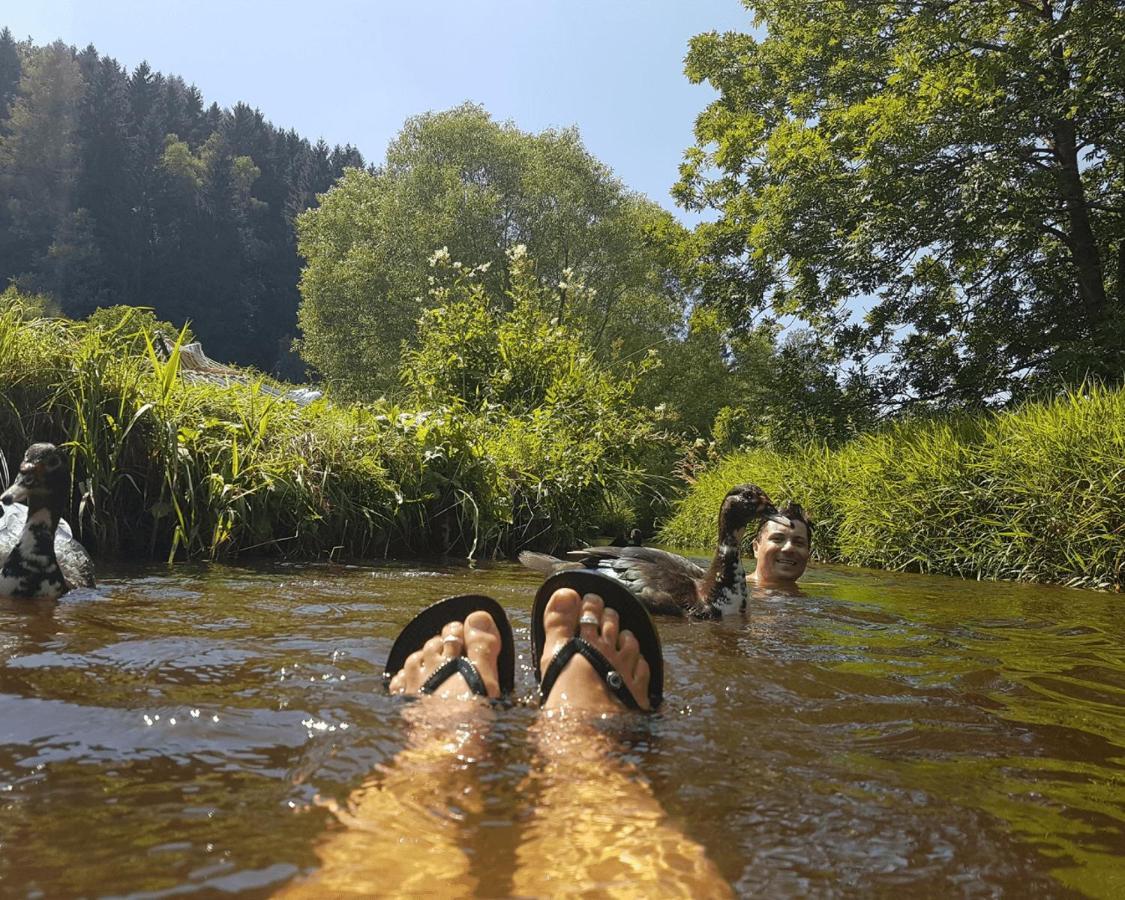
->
0, 27, 22, 122
0, 41, 84, 285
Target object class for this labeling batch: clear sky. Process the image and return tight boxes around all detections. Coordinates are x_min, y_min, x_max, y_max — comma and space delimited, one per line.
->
4, 0, 753, 222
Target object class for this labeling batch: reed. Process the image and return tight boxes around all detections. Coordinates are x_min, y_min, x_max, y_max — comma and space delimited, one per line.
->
660, 387, 1124, 591
0, 303, 663, 561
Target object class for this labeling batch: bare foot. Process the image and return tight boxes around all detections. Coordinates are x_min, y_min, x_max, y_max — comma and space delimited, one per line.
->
539, 588, 652, 714
387, 610, 504, 701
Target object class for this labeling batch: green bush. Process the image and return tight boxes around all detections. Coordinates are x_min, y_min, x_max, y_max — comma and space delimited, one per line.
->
0, 288, 674, 562
660, 387, 1125, 591
401, 248, 675, 552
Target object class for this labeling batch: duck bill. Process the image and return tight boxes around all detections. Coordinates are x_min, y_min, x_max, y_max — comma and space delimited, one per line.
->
1, 472, 36, 507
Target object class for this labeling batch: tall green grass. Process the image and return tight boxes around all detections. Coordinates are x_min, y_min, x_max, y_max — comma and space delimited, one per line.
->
0, 302, 665, 562
660, 388, 1124, 591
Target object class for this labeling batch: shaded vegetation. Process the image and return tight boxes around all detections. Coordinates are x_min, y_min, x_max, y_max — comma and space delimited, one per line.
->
0, 290, 673, 562
662, 387, 1125, 591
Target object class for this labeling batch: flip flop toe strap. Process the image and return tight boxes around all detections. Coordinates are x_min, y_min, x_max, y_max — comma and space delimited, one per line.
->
421, 656, 489, 697
539, 638, 642, 710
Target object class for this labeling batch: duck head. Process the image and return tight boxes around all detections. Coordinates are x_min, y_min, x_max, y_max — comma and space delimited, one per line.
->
1, 443, 69, 524
717, 483, 777, 543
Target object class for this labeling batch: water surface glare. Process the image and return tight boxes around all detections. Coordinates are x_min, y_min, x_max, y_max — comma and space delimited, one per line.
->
0, 561, 1122, 897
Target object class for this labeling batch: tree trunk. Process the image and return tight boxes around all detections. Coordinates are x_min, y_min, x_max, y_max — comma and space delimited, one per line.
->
1052, 119, 1107, 328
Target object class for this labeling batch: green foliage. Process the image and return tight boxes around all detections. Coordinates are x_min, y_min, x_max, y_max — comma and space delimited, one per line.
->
401, 248, 673, 551
0, 41, 83, 276
679, 0, 1125, 408
296, 103, 687, 397
0, 284, 61, 318
636, 303, 875, 449
662, 386, 1125, 590
84, 305, 195, 353
0, 289, 670, 561
0, 37, 365, 374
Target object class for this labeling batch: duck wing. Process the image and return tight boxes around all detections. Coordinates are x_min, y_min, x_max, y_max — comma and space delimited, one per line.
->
0, 502, 22, 558
517, 550, 582, 576
565, 547, 706, 616
55, 518, 96, 589
1, 505, 96, 591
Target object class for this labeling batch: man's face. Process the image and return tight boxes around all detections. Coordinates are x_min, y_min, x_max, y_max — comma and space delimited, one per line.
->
752, 518, 810, 584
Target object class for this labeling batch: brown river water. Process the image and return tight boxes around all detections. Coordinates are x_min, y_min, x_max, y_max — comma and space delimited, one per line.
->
0, 558, 1122, 897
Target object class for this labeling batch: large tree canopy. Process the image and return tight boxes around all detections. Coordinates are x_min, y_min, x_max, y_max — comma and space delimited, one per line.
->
296, 103, 688, 397
678, 0, 1125, 408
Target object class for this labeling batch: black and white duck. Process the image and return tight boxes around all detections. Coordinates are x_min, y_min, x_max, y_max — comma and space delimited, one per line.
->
0, 443, 96, 600
520, 483, 776, 619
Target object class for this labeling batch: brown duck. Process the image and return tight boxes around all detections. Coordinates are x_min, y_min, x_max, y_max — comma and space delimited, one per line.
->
520, 483, 776, 619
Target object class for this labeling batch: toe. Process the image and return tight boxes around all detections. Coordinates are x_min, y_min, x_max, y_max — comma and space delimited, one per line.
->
405, 647, 426, 677
463, 610, 503, 698
422, 634, 444, 668
464, 609, 500, 654
601, 606, 620, 649
441, 621, 465, 659
632, 656, 651, 709
542, 588, 582, 674
579, 593, 605, 642
618, 629, 641, 673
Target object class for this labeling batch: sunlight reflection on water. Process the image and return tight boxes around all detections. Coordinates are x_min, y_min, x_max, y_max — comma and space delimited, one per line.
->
0, 559, 1121, 896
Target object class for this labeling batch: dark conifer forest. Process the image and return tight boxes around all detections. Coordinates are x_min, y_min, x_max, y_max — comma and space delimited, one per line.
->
0, 30, 365, 376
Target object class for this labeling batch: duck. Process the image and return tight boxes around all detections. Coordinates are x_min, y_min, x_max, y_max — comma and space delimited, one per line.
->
520, 483, 776, 619
609, 528, 644, 548
0, 443, 96, 599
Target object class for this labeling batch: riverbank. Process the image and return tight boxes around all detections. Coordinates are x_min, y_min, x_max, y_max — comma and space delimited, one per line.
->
661, 386, 1124, 591
0, 301, 667, 561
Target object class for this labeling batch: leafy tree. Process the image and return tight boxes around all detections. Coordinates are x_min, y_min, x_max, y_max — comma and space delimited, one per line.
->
403, 245, 658, 416
678, 0, 1125, 409
637, 302, 875, 450
400, 247, 668, 548
296, 103, 686, 397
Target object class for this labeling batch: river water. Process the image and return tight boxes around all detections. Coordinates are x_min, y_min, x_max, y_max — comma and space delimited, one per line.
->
0, 559, 1121, 897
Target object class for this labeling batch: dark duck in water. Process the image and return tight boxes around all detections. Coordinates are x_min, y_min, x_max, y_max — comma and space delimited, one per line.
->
0, 443, 96, 600
520, 483, 776, 619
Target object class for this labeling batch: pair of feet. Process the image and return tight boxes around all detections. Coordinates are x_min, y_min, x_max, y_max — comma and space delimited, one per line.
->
387, 587, 653, 713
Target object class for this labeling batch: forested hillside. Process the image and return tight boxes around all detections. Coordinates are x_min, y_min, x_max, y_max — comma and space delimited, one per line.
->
0, 30, 364, 375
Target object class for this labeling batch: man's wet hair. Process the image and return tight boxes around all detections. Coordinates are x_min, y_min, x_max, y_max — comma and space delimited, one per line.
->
756, 501, 813, 543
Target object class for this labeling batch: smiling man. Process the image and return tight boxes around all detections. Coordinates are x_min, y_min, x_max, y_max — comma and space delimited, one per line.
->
749, 503, 812, 589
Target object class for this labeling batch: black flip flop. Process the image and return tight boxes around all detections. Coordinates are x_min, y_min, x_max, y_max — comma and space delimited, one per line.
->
531, 569, 664, 711
383, 594, 516, 698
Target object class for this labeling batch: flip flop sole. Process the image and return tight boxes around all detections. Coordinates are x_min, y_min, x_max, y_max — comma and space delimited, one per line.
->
383, 594, 516, 697
531, 569, 664, 710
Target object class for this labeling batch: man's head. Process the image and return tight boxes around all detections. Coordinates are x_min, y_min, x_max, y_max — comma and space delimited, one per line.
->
751, 502, 812, 585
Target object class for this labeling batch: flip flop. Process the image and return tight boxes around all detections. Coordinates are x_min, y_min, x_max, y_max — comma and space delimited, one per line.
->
531, 569, 664, 711
383, 594, 516, 698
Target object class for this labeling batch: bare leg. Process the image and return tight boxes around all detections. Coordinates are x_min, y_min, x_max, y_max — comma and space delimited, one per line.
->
513, 588, 733, 898
282, 611, 503, 898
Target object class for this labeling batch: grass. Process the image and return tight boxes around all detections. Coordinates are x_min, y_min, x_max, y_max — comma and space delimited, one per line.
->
0, 301, 667, 562
660, 387, 1124, 592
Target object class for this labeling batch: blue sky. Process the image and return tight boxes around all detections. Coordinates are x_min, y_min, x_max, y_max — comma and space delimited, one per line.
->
4, 1, 753, 222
